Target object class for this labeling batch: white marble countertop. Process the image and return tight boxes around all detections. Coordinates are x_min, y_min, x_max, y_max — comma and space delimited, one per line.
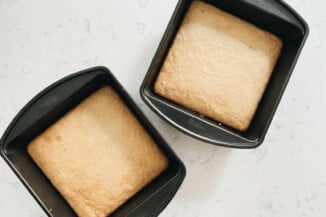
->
0, 0, 325, 216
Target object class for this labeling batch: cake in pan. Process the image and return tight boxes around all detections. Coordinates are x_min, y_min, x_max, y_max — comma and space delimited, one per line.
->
28, 86, 168, 217
154, 0, 283, 131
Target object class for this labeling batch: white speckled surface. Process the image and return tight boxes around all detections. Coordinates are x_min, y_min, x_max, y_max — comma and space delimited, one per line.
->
0, 0, 325, 217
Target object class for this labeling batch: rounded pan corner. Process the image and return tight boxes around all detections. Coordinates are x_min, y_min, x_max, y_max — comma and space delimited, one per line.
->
139, 73, 155, 102
0, 143, 5, 158
89, 65, 111, 72
174, 159, 186, 183
277, 0, 310, 37
246, 138, 264, 149
179, 159, 186, 176
87, 65, 118, 80
139, 81, 148, 101
299, 16, 310, 41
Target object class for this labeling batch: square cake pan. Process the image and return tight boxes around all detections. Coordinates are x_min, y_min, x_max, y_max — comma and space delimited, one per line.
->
0, 66, 186, 217
140, 0, 309, 149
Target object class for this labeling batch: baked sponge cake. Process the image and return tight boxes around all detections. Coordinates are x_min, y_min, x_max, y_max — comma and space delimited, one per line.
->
28, 87, 168, 217
154, 0, 283, 131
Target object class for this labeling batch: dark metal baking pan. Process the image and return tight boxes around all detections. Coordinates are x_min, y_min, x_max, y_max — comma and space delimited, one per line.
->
0, 66, 186, 217
140, 0, 309, 149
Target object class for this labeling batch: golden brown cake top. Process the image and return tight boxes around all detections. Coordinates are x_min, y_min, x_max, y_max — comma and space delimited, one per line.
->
28, 86, 168, 217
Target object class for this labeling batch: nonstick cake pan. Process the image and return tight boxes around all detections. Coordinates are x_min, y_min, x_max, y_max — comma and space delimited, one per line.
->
140, 0, 309, 149
0, 66, 186, 217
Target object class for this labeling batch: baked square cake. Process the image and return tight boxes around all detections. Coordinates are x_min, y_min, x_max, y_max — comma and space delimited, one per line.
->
154, 0, 283, 131
28, 86, 168, 217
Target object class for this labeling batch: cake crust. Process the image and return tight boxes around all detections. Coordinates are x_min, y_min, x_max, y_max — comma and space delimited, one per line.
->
154, 0, 283, 131
28, 86, 168, 217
